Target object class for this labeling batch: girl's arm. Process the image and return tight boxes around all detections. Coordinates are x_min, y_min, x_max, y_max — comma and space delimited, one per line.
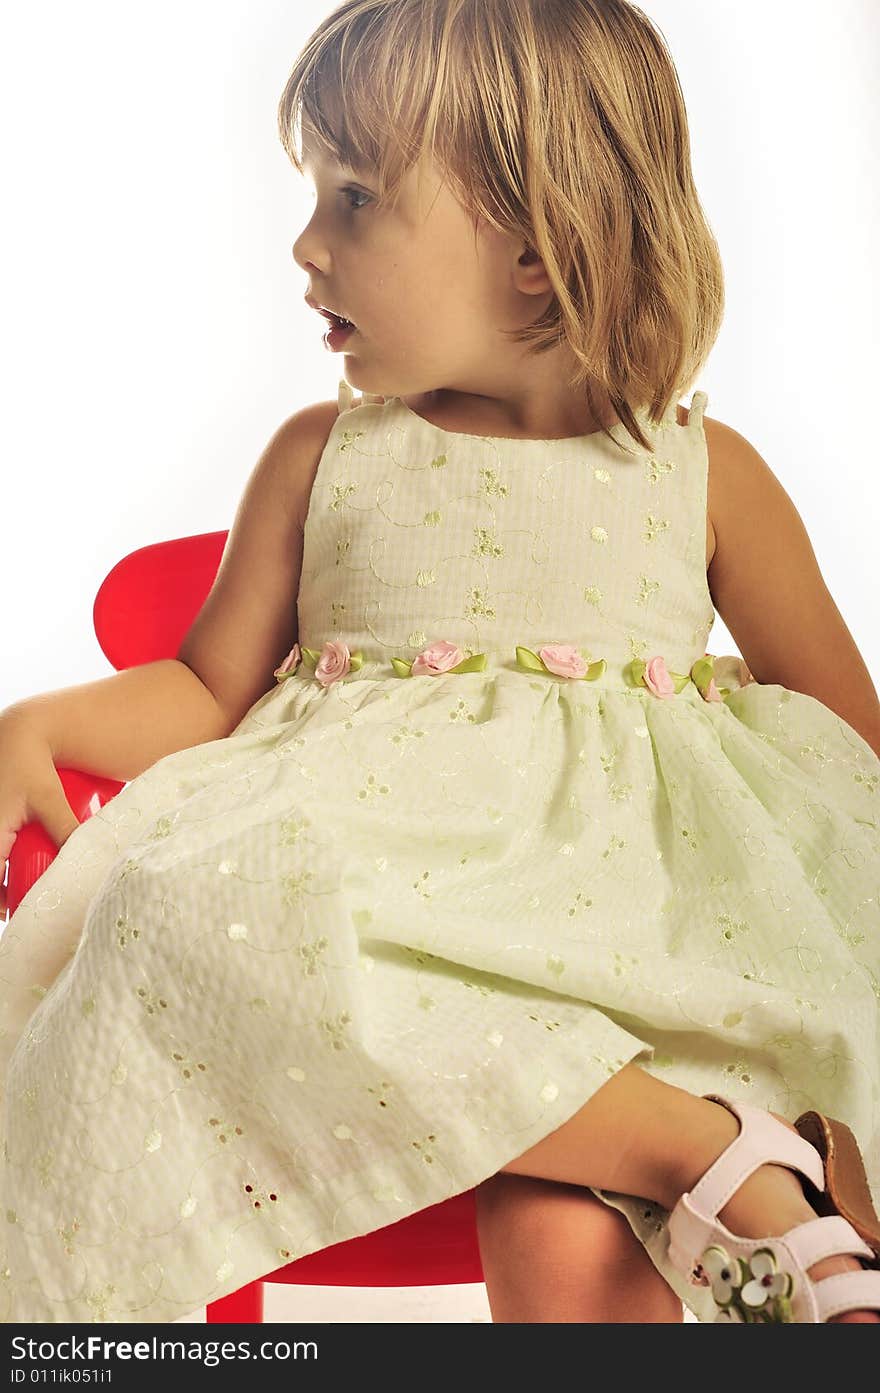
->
705, 418, 880, 760
2, 663, 233, 787
176, 399, 338, 732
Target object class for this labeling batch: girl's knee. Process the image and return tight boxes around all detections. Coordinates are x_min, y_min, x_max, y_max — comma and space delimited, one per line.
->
476, 1173, 631, 1250
475, 1174, 682, 1322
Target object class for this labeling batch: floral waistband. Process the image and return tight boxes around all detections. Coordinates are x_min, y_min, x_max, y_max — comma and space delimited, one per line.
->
274, 639, 755, 703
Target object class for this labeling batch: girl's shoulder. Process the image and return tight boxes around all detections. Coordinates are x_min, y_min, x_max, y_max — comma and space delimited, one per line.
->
274, 399, 344, 531
284, 389, 389, 526
284, 390, 390, 527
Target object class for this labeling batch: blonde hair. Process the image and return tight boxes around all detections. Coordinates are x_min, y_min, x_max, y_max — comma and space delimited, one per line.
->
278, 0, 724, 453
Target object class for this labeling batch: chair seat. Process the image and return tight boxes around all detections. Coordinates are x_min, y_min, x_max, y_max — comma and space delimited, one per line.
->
261, 1189, 483, 1287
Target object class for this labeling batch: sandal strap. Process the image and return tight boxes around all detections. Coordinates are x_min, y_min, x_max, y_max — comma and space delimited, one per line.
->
813, 1268, 880, 1322
690, 1095, 826, 1218
785, 1214, 875, 1270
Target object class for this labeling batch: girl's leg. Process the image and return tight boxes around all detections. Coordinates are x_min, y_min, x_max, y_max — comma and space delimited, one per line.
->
475, 1172, 682, 1322
497, 1062, 878, 1323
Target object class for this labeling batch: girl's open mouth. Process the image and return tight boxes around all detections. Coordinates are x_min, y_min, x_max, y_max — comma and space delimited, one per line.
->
320, 310, 358, 352
323, 318, 356, 351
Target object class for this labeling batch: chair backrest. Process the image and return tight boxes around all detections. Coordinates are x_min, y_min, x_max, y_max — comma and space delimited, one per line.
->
93, 531, 228, 669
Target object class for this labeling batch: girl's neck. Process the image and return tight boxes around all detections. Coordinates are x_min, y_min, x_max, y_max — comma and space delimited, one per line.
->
402, 384, 620, 442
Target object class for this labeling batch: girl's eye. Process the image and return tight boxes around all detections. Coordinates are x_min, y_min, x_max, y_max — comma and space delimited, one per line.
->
341, 186, 371, 211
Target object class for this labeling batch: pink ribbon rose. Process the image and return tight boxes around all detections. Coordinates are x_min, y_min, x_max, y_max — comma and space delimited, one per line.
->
704, 654, 755, 697
539, 644, 589, 679
410, 639, 464, 676
642, 655, 675, 698
274, 643, 301, 682
315, 640, 352, 688
736, 659, 755, 687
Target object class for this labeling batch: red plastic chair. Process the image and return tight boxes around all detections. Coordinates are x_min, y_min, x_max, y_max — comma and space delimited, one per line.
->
3, 532, 485, 1323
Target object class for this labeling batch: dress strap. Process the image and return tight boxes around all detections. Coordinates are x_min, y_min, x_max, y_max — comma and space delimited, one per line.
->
337, 378, 386, 414
337, 378, 356, 414
688, 389, 709, 431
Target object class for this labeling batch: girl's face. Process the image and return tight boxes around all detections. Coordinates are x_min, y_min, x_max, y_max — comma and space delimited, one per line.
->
292, 127, 554, 403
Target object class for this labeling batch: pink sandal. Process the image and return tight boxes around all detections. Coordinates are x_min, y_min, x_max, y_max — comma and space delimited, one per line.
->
667, 1094, 880, 1322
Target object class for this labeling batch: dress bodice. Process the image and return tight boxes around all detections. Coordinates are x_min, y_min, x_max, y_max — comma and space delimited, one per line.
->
297, 385, 715, 684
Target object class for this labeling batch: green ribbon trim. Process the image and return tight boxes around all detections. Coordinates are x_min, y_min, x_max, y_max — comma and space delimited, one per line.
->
515, 647, 606, 681
689, 654, 715, 691
618, 653, 734, 698
391, 653, 488, 677
689, 653, 730, 698
287, 646, 365, 678
280, 645, 739, 697
624, 657, 689, 693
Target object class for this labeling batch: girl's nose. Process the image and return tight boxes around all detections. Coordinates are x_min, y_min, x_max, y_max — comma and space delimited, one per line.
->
292, 232, 328, 278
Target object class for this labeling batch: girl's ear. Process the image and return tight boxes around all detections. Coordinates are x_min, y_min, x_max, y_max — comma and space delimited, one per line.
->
513, 243, 554, 297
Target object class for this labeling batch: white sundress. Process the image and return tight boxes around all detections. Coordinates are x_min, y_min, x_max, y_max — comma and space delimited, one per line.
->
0, 382, 877, 1322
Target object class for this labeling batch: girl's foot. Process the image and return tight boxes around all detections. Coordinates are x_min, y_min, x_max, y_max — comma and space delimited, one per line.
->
672, 1102, 879, 1323
498, 1066, 879, 1320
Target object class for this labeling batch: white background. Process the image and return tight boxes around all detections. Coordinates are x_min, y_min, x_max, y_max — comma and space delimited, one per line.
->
1, 0, 875, 1323
3, 0, 878, 715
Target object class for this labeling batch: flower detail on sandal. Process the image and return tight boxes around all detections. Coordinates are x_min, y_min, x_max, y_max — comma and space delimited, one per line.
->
391, 639, 487, 678
714, 1305, 745, 1323
297, 641, 364, 688
698, 1243, 746, 1307
515, 644, 606, 681
740, 1247, 794, 1319
668, 1094, 880, 1322
696, 1242, 795, 1323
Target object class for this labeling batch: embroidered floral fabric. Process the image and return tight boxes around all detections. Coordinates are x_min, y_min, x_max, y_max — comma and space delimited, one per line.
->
0, 383, 877, 1322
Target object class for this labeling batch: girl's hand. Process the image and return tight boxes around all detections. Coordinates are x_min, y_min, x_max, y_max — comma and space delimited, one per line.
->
0, 712, 81, 918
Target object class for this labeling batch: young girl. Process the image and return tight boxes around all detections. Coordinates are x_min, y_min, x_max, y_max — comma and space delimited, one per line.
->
1, 0, 879, 1325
